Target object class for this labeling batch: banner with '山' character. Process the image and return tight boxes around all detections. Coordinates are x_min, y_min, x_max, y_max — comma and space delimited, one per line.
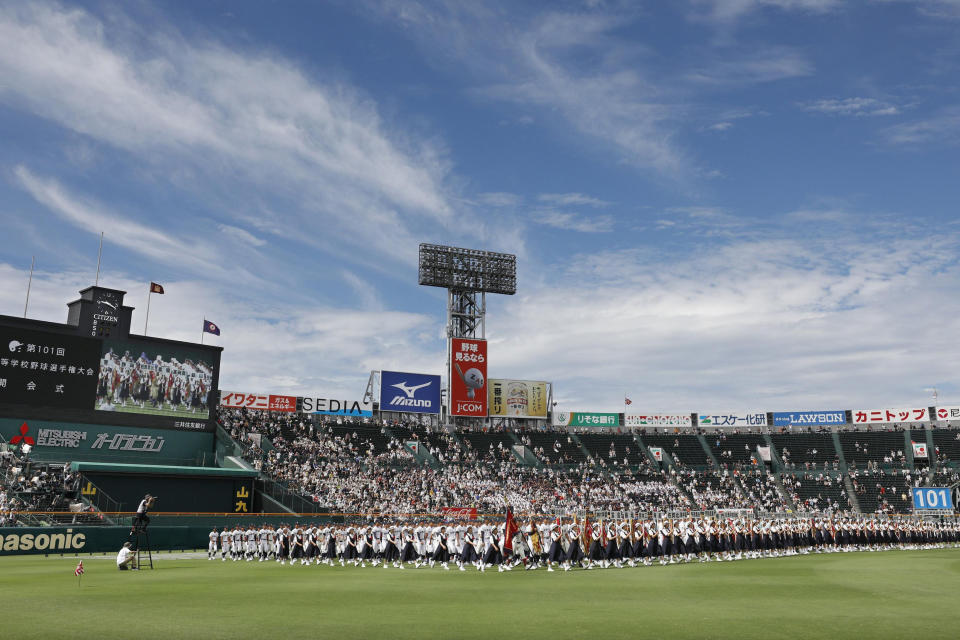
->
449, 338, 487, 417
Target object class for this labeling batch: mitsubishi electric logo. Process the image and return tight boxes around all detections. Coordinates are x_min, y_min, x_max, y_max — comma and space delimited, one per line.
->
389, 379, 433, 408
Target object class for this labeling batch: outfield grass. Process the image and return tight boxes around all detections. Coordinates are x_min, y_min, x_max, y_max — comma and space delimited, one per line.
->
97, 402, 209, 419
3, 550, 958, 639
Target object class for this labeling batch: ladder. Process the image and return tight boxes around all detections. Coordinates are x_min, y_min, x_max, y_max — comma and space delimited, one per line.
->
132, 527, 154, 570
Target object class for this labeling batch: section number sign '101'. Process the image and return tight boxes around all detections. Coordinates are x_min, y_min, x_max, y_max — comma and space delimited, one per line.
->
911, 487, 954, 511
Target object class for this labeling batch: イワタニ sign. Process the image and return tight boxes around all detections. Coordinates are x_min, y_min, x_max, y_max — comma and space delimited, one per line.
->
380, 371, 441, 414
488, 379, 548, 419
449, 338, 487, 417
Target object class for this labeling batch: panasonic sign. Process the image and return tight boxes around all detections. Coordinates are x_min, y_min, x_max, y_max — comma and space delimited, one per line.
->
380, 371, 442, 415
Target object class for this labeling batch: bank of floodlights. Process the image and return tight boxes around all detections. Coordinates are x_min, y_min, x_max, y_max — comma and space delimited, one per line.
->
418, 244, 517, 296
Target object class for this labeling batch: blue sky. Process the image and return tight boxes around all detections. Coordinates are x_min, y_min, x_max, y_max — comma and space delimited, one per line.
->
1, 0, 959, 412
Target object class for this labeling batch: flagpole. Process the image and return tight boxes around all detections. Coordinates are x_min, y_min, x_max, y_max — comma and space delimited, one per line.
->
95, 231, 104, 286
23, 256, 34, 318
144, 289, 152, 335
201, 316, 205, 345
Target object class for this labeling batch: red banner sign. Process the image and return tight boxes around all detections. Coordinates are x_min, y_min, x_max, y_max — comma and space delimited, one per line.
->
440, 507, 478, 520
449, 338, 487, 417
220, 391, 296, 412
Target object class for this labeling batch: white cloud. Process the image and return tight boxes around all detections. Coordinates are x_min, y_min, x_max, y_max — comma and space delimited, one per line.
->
687, 47, 814, 84
881, 108, 960, 145
803, 97, 900, 117
538, 193, 612, 208
0, 2, 466, 270
532, 210, 615, 233
13, 166, 253, 281
218, 224, 266, 247
691, 0, 842, 22
707, 121, 734, 131
476, 192, 522, 207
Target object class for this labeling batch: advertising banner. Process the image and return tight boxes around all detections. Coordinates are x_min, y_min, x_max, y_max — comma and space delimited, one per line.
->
220, 391, 296, 412
911, 441, 928, 458
380, 371, 442, 414
0, 526, 205, 556
756, 446, 772, 462
0, 418, 212, 465
220, 392, 371, 417
772, 411, 845, 427
488, 379, 548, 418
649, 446, 663, 461
697, 413, 767, 427
852, 408, 929, 424
440, 507, 478, 520
625, 414, 692, 427
935, 406, 960, 421
299, 396, 373, 417
449, 338, 487, 417
553, 412, 620, 427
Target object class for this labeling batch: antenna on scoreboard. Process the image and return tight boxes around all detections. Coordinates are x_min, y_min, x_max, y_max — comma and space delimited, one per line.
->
23, 255, 34, 318
94, 231, 104, 286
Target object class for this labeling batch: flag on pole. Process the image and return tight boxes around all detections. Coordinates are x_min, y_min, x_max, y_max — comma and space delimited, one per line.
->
624, 396, 632, 405
202, 319, 220, 336
75, 561, 84, 576
504, 506, 519, 552
149, 282, 165, 294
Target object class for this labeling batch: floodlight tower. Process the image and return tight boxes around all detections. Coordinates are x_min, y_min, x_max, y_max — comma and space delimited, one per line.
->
418, 244, 516, 422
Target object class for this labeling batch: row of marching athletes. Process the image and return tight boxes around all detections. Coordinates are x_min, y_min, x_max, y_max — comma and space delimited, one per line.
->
207, 516, 960, 570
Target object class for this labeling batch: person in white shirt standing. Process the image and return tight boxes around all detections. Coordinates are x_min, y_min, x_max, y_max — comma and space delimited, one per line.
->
207, 527, 219, 560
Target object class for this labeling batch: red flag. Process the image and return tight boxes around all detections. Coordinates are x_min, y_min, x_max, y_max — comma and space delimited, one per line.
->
74, 561, 84, 576
149, 282, 165, 294
504, 507, 519, 552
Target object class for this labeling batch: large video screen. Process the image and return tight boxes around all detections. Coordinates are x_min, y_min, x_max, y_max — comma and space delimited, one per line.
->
0, 326, 101, 410
95, 339, 215, 421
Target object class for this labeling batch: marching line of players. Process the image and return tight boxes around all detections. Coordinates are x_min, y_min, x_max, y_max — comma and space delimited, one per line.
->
207, 516, 960, 572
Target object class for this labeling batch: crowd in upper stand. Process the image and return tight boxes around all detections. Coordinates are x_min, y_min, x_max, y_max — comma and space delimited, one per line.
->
217, 408, 960, 517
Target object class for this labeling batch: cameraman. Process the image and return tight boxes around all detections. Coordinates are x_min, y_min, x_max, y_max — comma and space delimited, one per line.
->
117, 541, 137, 570
130, 494, 156, 534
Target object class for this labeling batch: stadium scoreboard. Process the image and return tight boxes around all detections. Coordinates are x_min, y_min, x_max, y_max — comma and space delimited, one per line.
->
0, 285, 222, 434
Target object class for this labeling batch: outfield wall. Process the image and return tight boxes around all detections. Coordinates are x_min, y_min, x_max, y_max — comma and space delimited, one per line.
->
0, 526, 202, 556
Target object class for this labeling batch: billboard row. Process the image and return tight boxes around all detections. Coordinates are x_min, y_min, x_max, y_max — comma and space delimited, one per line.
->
380, 371, 441, 414
449, 338, 487, 417
219, 391, 372, 417
488, 379, 548, 419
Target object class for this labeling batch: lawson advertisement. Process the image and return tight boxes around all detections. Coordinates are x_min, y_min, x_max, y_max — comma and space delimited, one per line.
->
772, 410, 846, 427
379, 371, 441, 414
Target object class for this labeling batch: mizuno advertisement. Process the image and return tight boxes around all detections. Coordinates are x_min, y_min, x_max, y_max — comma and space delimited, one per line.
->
380, 371, 441, 414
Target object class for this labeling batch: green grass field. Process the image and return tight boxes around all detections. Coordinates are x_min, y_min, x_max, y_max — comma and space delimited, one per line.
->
3, 550, 958, 639
96, 402, 209, 420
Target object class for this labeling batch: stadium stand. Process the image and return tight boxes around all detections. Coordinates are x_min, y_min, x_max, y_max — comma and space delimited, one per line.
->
708, 433, 770, 466
838, 431, 907, 468
518, 431, 587, 465
932, 428, 960, 464
639, 433, 710, 466
577, 433, 648, 468
771, 432, 839, 468
849, 469, 916, 514
781, 471, 853, 513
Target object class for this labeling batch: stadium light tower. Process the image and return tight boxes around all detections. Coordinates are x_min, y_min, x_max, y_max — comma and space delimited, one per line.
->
418, 244, 516, 340
419, 244, 516, 423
